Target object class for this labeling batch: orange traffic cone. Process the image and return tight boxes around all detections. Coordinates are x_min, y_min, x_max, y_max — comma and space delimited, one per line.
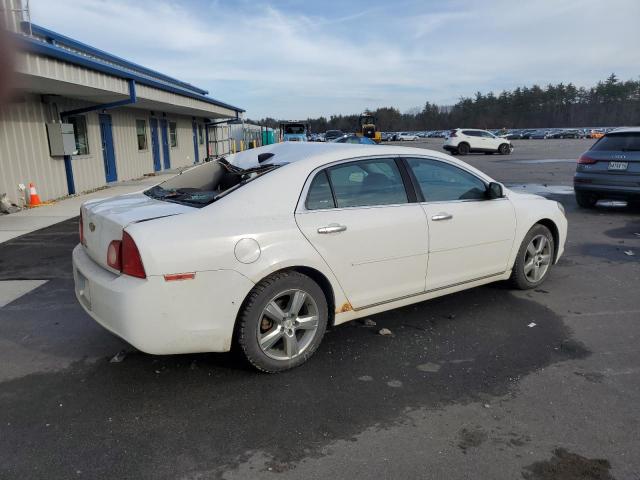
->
28, 182, 41, 207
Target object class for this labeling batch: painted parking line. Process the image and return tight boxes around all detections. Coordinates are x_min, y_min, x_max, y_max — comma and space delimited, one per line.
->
0, 280, 48, 308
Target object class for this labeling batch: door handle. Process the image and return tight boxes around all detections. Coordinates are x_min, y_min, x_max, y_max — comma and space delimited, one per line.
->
317, 224, 347, 234
431, 213, 453, 221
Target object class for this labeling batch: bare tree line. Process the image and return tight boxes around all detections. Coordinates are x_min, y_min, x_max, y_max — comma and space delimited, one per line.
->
251, 74, 640, 133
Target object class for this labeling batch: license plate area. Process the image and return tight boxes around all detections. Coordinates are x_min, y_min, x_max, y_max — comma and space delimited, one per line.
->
608, 161, 628, 171
76, 269, 92, 310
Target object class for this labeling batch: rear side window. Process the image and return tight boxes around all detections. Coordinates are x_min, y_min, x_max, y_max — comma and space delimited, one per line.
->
306, 171, 335, 210
327, 159, 407, 208
305, 158, 408, 210
406, 158, 487, 202
591, 133, 640, 152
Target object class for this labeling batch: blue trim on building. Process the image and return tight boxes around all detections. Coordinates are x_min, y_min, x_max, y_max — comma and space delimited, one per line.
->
16, 25, 245, 114
24, 22, 208, 96
63, 155, 75, 195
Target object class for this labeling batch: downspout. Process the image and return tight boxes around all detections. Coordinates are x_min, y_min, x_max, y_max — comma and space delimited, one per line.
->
59, 79, 137, 195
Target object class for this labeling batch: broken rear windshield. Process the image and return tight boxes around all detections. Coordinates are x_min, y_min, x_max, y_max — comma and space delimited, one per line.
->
144, 158, 279, 207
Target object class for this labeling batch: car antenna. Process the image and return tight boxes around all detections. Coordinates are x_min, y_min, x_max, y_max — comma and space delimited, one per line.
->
258, 152, 275, 163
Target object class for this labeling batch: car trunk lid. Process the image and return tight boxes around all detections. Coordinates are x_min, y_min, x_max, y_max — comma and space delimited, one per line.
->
81, 193, 194, 272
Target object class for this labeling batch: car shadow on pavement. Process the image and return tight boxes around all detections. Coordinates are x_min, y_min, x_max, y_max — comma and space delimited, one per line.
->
0, 282, 590, 479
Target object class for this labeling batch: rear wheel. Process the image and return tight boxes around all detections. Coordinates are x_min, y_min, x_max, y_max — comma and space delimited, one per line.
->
237, 271, 328, 373
498, 143, 511, 155
575, 191, 597, 208
510, 224, 555, 290
457, 143, 470, 155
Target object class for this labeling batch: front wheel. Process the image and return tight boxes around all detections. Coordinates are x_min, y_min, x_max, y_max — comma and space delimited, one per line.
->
237, 271, 328, 373
498, 143, 511, 155
510, 224, 555, 290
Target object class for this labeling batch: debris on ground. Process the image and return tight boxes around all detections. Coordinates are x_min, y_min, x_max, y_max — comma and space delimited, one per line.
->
361, 318, 377, 327
386, 380, 403, 388
378, 328, 392, 336
623, 250, 635, 256
358, 375, 373, 382
0, 193, 21, 214
528, 322, 537, 328
417, 362, 441, 373
109, 350, 127, 363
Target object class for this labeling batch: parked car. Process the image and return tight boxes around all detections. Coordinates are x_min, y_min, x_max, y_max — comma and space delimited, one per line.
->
332, 135, 377, 144
574, 127, 640, 207
503, 130, 523, 140
380, 132, 393, 142
324, 130, 344, 141
397, 132, 419, 141
443, 128, 513, 155
520, 129, 537, 139
530, 129, 550, 139
73, 143, 566, 372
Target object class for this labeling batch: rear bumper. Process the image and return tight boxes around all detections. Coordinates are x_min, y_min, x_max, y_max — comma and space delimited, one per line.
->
72, 245, 255, 354
574, 172, 640, 199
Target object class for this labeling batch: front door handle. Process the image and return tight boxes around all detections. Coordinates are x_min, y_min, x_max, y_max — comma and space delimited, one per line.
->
431, 213, 453, 221
318, 224, 347, 234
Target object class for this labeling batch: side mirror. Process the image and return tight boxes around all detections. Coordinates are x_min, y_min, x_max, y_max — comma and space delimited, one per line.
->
487, 182, 504, 199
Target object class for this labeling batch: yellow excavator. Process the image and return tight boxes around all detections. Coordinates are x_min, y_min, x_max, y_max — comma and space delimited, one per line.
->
357, 111, 382, 143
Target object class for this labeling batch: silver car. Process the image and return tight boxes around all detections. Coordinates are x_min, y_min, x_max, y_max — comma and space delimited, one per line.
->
574, 127, 640, 207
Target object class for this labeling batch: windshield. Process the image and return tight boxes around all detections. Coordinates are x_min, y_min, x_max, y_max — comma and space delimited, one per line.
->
591, 132, 640, 151
144, 159, 279, 207
284, 124, 306, 134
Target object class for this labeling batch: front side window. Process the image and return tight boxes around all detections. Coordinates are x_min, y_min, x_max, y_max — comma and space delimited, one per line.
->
407, 158, 487, 202
326, 158, 407, 208
68, 115, 89, 155
169, 122, 178, 147
136, 119, 148, 150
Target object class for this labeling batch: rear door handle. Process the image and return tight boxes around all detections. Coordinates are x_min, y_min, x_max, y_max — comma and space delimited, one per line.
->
318, 224, 347, 234
431, 213, 453, 221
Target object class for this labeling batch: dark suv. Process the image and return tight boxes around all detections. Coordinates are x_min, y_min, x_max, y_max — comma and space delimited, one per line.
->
574, 128, 640, 207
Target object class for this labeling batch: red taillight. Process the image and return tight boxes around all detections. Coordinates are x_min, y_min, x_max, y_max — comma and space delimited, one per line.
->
107, 240, 122, 270
121, 231, 146, 279
106, 231, 146, 278
578, 153, 597, 164
449, 130, 458, 137
79, 209, 85, 246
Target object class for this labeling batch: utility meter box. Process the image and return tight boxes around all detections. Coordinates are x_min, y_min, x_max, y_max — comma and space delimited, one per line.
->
46, 123, 76, 156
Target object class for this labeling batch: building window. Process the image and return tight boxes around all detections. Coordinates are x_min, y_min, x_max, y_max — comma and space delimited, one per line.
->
69, 115, 89, 155
198, 124, 204, 145
169, 121, 178, 147
136, 119, 148, 150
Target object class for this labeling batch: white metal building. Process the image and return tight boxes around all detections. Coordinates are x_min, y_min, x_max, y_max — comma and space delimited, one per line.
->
0, 0, 244, 204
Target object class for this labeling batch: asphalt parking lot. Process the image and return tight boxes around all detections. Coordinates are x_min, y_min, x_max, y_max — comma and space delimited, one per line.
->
1, 139, 639, 480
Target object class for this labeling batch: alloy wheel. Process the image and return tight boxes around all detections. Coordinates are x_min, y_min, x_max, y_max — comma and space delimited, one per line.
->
257, 289, 320, 360
524, 234, 552, 282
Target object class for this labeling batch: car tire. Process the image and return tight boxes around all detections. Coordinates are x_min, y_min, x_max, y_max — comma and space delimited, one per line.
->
457, 143, 470, 155
237, 271, 328, 373
510, 224, 555, 290
575, 191, 597, 208
499, 143, 511, 155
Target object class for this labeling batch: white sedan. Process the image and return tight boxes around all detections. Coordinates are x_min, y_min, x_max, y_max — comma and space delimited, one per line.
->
397, 132, 419, 141
73, 143, 567, 372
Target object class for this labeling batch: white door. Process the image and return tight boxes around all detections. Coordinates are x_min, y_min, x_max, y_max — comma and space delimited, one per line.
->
482, 131, 502, 150
295, 158, 429, 309
404, 157, 516, 290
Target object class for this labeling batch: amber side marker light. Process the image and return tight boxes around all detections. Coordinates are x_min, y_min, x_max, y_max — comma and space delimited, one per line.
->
163, 273, 196, 282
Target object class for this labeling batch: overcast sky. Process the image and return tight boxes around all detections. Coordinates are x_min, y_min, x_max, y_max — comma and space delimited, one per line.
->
30, 0, 640, 119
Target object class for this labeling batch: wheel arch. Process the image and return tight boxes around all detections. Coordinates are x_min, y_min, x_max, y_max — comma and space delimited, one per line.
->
535, 218, 560, 263
233, 266, 338, 347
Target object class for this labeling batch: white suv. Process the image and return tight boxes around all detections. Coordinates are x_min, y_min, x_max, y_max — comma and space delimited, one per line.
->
444, 129, 512, 156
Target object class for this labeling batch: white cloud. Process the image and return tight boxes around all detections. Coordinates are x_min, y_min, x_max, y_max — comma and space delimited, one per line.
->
29, 0, 640, 119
